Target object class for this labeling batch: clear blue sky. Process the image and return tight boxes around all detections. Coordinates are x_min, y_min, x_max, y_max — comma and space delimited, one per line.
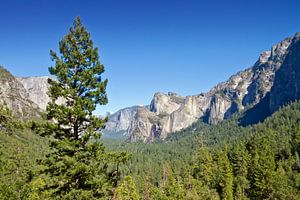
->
1, 0, 300, 114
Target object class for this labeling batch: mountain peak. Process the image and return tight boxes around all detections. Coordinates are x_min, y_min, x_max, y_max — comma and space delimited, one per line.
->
104, 32, 300, 142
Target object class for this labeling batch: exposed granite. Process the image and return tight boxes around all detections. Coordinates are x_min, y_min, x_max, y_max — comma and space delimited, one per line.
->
105, 33, 297, 142
0, 67, 40, 118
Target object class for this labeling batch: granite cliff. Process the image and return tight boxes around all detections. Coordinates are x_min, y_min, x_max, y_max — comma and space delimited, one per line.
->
16, 76, 52, 110
105, 33, 299, 142
0, 71, 63, 118
0, 66, 40, 118
269, 32, 300, 112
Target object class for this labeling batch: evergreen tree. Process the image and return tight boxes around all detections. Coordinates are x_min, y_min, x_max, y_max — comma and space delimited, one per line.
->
116, 176, 139, 200
184, 177, 220, 200
163, 176, 185, 199
231, 142, 250, 200
47, 16, 108, 140
0, 105, 21, 133
216, 148, 234, 200
148, 185, 168, 200
192, 145, 215, 187
249, 136, 276, 199
31, 17, 127, 199
267, 162, 299, 200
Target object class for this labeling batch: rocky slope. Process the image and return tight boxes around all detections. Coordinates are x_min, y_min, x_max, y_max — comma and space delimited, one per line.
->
270, 32, 300, 112
105, 33, 298, 142
103, 106, 141, 136
0, 66, 40, 118
16, 76, 52, 110
0, 70, 62, 118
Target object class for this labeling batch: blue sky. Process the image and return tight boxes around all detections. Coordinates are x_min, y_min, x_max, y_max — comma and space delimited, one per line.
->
1, 0, 300, 114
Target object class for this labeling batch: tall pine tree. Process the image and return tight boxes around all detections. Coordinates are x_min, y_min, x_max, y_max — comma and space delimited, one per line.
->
31, 17, 127, 199
47, 16, 107, 140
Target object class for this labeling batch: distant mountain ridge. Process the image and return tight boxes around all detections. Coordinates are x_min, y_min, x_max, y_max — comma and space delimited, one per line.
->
104, 32, 300, 142
1, 32, 299, 142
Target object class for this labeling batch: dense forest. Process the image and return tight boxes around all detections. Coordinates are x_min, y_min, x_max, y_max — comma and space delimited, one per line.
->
103, 100, 300, 199
1, 99, 300, 199
1, 17, 300, 200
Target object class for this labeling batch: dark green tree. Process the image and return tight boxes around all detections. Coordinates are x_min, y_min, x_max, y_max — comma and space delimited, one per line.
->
267, 162, 299, 200
192, 145, 215, 187
184, 177, 220, 200
31, 17, 127, 199
47, 17, 108, 140
249, 135, 276, 199
0, 105, 22, 133
216, 147, 234, 200
231, 142, 250, 200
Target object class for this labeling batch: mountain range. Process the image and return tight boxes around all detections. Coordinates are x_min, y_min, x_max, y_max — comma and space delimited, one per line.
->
103, 32, 300, 142
1, 32, 300, 142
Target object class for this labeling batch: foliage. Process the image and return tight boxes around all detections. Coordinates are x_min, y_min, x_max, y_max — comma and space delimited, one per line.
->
29, 17, 128, 199
0, 105, 23, 133
1, 99, 300, 199
116, 176, 139, 200
104, 100, 300, 199
0, 119, 47, 199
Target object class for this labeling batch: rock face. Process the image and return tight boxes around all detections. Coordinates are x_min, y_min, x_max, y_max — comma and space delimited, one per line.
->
270, 32, 300, 112
105, 33, 298, 142
150, 92, 185, 115
128, 106, 160, 142
0, 66, 40, 118
17, 76, 65, 111
16, 76, 51, 110
103, 106, 141, 136
0, 69, 63, 118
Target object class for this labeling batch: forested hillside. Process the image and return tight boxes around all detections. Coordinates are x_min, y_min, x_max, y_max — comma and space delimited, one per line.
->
103, 101, 300, 199
1, 87, 300, 199
0, 106, 48, 199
